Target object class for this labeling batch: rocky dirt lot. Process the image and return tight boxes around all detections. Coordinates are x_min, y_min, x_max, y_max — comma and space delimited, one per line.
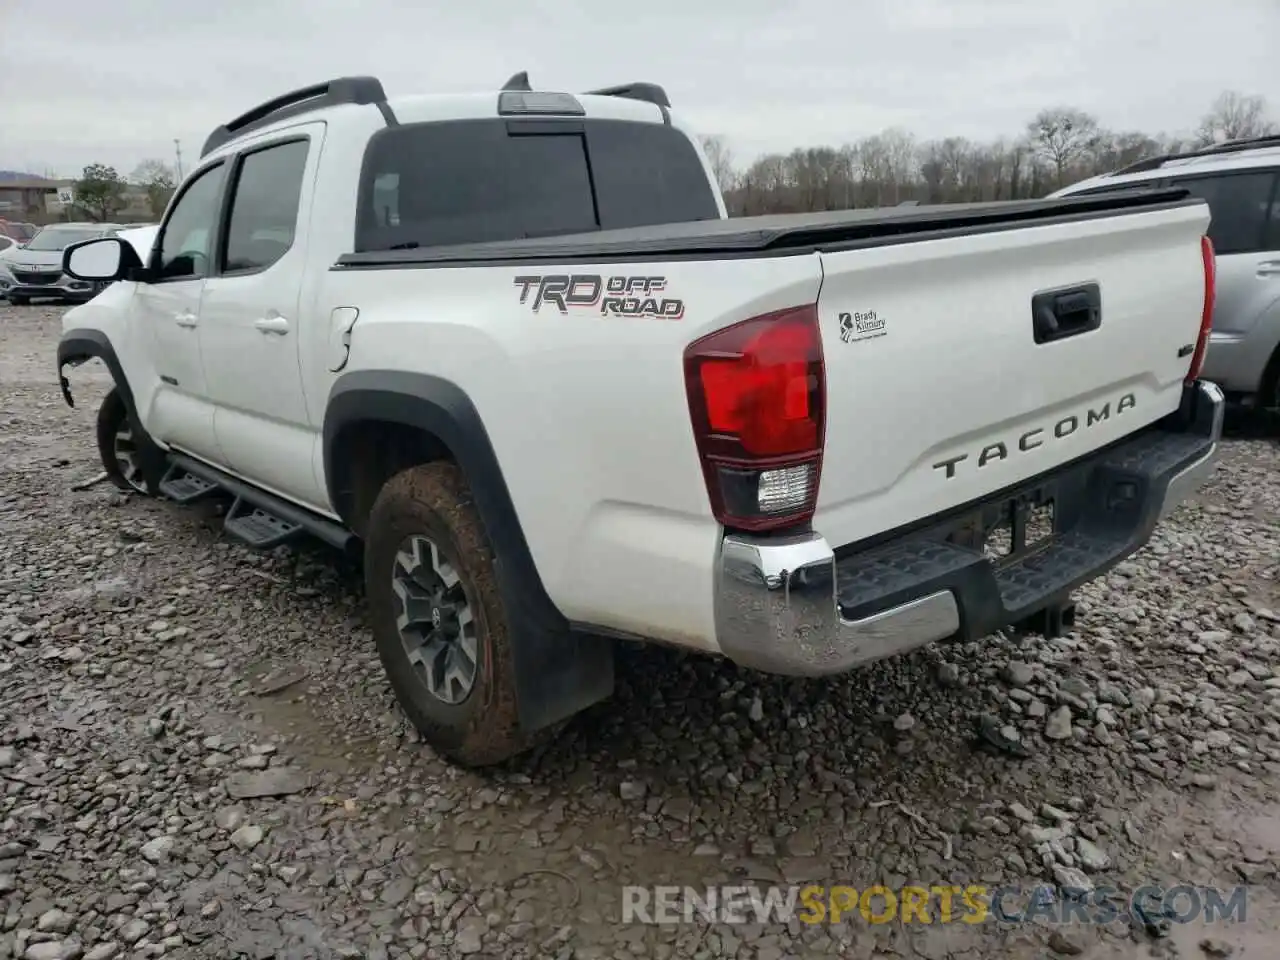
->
2, 302, 1279, 960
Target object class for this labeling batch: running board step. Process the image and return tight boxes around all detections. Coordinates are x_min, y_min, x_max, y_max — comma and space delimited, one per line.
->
224, 496, 302, 549
165, 453, 355, 554
159, 464, 220, 503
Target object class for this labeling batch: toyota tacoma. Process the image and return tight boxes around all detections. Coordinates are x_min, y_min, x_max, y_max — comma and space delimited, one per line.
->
55, 73, 1223, 766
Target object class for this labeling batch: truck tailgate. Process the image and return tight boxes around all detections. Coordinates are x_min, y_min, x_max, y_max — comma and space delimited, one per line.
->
814, 201, 1211, 548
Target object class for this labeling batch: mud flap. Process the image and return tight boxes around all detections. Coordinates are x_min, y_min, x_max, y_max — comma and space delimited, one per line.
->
499, 572, 617, 734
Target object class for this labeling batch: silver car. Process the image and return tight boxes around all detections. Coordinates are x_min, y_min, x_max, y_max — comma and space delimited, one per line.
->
1051, 135, 1280, 416
0, 222, 126, 305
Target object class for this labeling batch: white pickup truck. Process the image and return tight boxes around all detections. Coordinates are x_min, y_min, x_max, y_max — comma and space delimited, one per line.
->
56, 73, 1223, 766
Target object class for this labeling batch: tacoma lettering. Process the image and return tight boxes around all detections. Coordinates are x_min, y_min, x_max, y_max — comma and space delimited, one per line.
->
514, 274, 684, 319
932, 393, 1137, 480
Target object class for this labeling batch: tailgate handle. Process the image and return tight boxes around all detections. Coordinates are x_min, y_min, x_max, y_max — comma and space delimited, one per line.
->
1032, 283, 1101, 345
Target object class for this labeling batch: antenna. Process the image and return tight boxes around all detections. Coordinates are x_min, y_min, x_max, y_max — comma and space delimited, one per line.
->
502, 72, 532, 92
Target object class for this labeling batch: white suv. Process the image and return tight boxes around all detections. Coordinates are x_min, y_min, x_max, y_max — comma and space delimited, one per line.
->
1051, 135, 1280, 416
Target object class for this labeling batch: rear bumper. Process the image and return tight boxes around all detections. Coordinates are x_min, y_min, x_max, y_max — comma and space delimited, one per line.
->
713, 380, 1224, 676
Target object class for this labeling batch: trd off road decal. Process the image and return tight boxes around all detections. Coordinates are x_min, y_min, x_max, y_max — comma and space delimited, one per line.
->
513, 274, 684, 320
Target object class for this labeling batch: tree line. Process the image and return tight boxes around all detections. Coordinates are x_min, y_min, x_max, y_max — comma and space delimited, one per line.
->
700, 90, 1277, 216
64, 90, 1276, 222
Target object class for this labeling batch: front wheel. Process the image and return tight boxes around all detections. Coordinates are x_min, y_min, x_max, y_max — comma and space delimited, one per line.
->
96, 388, 159, 495
8, 295, 29, 306
364, 462, 530, 767
1259, 353, 1280, 423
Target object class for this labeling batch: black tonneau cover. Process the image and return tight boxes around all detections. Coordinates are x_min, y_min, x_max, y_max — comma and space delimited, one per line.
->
335, 187, 1197, 269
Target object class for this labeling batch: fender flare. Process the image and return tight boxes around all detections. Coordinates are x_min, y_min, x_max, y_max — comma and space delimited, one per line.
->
323, 371, 536, 566
56, 328, 133, 413
323, 369, 614, 733
57, 327, 167, 485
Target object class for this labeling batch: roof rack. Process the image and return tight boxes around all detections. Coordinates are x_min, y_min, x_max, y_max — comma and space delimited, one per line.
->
1109, 132, 1280, 177
499, 71, 671, 110
582, 82, 671, 109
200, 76, 389, 158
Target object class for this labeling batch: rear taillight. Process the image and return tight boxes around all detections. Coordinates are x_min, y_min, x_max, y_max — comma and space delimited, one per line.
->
683, 304, 826, 532
1188, 234, 1216, 382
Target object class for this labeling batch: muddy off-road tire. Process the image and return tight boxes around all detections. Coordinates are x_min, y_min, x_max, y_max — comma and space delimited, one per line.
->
365, 462, 529, 767
96, 388, 160, 496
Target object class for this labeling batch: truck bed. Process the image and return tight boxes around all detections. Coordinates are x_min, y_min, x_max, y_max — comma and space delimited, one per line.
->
335, 187, 1196, 267
321, 183, 1211, 644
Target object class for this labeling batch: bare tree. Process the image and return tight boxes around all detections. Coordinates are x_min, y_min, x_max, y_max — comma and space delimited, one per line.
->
1195, 91, 1277, 145
130, 160, 178, 218
697, 135, 739, 195
880, 128, 918, 205
712, 89, 1276, 217
1027, 108, 1101, 187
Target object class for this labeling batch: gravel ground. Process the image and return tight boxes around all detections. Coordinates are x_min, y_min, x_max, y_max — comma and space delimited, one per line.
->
2, 301, 1279, 960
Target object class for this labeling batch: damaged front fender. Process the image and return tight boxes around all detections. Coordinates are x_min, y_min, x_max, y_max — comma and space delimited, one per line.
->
56, 328, 131, 413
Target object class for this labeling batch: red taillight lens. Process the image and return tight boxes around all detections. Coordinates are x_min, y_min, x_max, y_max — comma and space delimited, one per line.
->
683, 305, 826, 532
1188, 234, 1216, 382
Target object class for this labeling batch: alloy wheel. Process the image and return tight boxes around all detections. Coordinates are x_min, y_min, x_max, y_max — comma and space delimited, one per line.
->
390, 534, 478, 705
113, 424, 149, 494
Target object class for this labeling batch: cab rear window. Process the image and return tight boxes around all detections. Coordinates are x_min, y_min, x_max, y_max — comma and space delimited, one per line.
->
355, 118, 720, 252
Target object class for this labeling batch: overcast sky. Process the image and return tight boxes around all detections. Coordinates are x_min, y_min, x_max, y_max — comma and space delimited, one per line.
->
2, 0, 1276, 178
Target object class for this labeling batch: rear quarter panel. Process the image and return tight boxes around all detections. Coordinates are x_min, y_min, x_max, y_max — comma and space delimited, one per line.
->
325, 255, 822, 648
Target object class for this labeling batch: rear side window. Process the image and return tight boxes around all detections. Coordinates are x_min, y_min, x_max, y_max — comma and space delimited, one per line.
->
1169, 171, 1278, 255
222, 139, 310, 273
355, 118, 719, 252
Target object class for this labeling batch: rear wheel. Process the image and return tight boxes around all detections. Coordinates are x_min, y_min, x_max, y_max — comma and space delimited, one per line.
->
364, 462, 529, 767
96, 388, 157, 495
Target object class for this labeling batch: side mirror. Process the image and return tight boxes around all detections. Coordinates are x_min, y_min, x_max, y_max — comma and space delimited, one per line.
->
63, 237, 141, 282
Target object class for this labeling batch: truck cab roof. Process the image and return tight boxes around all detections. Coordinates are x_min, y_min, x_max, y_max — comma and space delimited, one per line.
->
198, 73, 675, 163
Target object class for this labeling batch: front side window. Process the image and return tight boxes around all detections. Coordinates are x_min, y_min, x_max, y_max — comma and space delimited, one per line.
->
157, 162, 226, 280
222, 139, 309, 273
1169, 171, 1277, 255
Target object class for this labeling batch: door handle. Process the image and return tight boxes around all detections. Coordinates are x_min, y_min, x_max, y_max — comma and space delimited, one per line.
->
253, 315, 290, 335
174, 312, 198, 328
1257, 261, 1280, 278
